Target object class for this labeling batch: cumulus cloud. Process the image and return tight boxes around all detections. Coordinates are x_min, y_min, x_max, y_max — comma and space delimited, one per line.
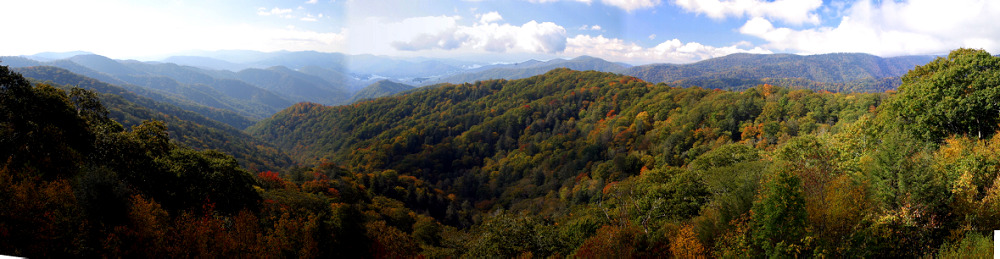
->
578, 24, 602, 30
383, 12, 768, 62
388, 14, 567, 54
392, 28, 466, 51
673, 0, 823, 25
739, 0, 1000, 56
564, 35, 770, 63
477, 11, 503, 23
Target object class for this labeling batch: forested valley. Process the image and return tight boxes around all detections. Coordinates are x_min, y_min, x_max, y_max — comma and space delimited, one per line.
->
3, 48, 998, 258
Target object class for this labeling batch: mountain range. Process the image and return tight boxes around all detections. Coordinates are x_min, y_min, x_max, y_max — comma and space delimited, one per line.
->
2, 50, 938, 128
622, 53, 936, 92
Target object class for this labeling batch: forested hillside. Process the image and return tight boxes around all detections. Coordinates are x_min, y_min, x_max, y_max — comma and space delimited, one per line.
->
3, 49, 995, 258
350, 80, 415, 103
249, 49, 996, 257
13, 66, 294, 172
0, 64, 447, 257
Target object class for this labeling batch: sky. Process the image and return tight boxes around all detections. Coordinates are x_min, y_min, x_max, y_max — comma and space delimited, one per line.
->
3, 0, 1000, 64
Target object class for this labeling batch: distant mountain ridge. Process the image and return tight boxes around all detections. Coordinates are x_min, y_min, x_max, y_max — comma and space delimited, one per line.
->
24, 51, 95, 61
622, 52, 936, 92
3, 54, 365, 126
423, 55, 631, 85
419, 53, 934, 92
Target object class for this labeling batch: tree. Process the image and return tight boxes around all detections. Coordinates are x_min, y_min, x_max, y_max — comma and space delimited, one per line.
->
670, 224, 706, 259
885, 48, 1000, 142
752, 170, 809, 258
689, 143, 759, 171
574, 224, 645, 258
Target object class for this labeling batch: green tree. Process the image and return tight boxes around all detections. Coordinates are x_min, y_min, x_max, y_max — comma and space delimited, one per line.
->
885, 48, 1000, 142
752, 170, 809, 258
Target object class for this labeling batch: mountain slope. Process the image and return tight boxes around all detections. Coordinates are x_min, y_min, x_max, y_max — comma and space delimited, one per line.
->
426, 56, 630, 85
622, 52, 936, 92
3, 56, 285, 125
1, 56, 45, 67
236, 66, 351, 105
247, 68, 883, 223
297, 65, 365, 92
162, 55, 253, 71
69, 55, 293, 119
15, 66, 295, 171
350, 80, 415, 103
68, 54, 146, 77
117, 61, 294, 117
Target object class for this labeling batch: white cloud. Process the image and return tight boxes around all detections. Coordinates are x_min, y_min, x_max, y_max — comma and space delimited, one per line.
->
739, 0, 1000, 56
359, 12, 761, 62
305, 0, 318, 3
578, 24, 603, 30
257, 7, 294, 18
459, 20, 568, 53
392, 28, 467, 51
355, 15, 460, 52
384, 14, 567, 54
477, 11, 503, 24
564, 35, 770, 64
673, 0, 822, 25
648, 34, 656, 40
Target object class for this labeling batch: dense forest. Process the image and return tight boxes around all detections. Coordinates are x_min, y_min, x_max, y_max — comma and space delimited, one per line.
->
3, 49, 997, 257
13, 66, 294, 172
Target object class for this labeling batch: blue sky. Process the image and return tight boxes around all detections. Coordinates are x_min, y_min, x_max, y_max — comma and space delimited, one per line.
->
4, 0, 1000, 64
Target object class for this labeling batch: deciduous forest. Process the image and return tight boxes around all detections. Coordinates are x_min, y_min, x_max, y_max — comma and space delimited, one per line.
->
2, 49, 998, 258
